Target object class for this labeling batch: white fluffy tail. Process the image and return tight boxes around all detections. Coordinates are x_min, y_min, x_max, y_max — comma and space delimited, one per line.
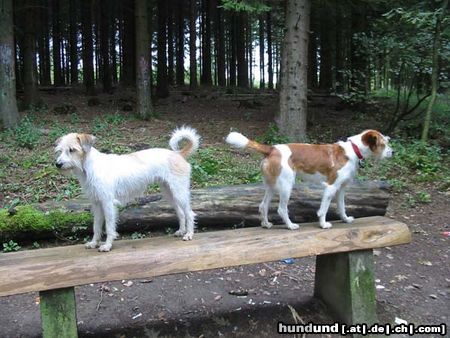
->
169, 126, 200, 158
225, 132, 249, 149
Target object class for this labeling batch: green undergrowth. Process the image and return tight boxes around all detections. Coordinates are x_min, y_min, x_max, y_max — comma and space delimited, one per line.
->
0, 205, 92, 244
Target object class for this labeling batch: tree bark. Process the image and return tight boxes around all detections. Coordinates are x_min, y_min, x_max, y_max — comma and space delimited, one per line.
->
69, 0, 78, 84
100, 0, 112, 92
259, 15, 265, 89
135, 0, 154, 119
0, 0, 19, 128
121, 1, 135, 87
23, 0, 39, 108
277, 0, 310, 141
229, 11, 237, 87
236, 12, 248, 88
167, 0, 175, 86
421, 0, 448, 142
156, 0, 169, 97
215, 0, 226, 87
175, 0, 185, 86
189, 0, 197, 88
81, 0, 95, 95
266, 10, 273, 89
35, 181, 390, 234
200, 0, 212, 85
319, 1, 334, 92
52, 0, 63, 86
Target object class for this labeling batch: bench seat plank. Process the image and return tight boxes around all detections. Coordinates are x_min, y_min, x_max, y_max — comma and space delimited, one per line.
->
0, 216, 410, 297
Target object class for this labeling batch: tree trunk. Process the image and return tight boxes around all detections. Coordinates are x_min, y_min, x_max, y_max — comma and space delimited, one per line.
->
69, 0, 78, 84
277, 0, 310, 141
156, 0, 169, 97
319, 1, 334, 92
81, 0, 95, 95
259, 15, 265, 89
52, 0, 63, 86
0, 0, 19, 128
350, 3, 367, 94
229, 11, 237, 87
421, 0, 448, 142
200, 0, 212, 85
175, 0, 185, 86
167, 0, 175, 86
121, 1, 135, 87
189, 0, 197, 88
100, 0, 112, 92
266, 10, 273, 89
236, 12, 248, 88
23, 0, 39, 108
215, 0, 226, 87
38, 0, 51, 86
135, 0, 154, 119
34, 181, 390, 236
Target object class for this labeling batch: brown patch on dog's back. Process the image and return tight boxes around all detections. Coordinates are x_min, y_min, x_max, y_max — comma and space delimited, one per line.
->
288, 144, 348, 184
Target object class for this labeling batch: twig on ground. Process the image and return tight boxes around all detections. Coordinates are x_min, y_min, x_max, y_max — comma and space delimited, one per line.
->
263, 263, 302, 283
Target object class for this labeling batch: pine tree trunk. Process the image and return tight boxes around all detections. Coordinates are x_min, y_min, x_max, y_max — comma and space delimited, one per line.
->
52, 0, 63, 86
121, 1, 135, 87
259, 15, 265, 89
110, 0, 118, 84
334, 1, 345, 93
215, 0, 226, 87
277, 0, 310, 141
229, 11, 237, 87
167, 1, 175, 86
175, 0, 185, 86
23, 0, 39, 108
39, 0, 51, 86
81, 0, 95, 95
266, 10, 273, 89
100, 0, 112, 92
0, 0, 20, 128
69, 0, 78, 84
236, 12, 248, 88
421, 0, 448, 142
156, 0, 169, 97
189, 0, 197, 88
200, 0, 212, 85
319, 2, 334, 92
350, 3, 367, 94
135, 0, 154, 120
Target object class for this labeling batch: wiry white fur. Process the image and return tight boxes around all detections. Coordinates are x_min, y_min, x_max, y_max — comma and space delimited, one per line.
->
55, 127, 200, 252
169, 125, 200, 157
225, 132, 249, 149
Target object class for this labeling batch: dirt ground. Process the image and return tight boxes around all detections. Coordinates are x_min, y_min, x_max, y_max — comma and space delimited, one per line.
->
0, 90, 449, 337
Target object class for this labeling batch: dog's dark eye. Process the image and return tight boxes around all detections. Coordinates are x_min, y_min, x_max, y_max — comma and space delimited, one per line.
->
69, 148, 75, 153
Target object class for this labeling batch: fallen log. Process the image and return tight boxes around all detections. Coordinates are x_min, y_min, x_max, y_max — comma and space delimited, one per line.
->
36, 181, 390, 233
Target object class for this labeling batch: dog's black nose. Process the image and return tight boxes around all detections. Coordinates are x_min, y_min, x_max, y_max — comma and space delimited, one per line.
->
55, 162, 62, 168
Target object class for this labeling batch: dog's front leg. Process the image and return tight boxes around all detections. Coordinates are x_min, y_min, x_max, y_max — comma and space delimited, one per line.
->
98, 201, 118, 252
337, 186, 354, 223
85, 202, 104, 249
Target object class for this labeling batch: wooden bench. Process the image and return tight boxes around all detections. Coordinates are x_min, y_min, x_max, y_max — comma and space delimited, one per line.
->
0, 216, 410, 337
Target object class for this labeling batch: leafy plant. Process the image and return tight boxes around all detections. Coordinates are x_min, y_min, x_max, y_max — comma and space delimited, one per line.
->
256, 123, 290, 145
3, 240, 21, 252
11, 116, 41, 149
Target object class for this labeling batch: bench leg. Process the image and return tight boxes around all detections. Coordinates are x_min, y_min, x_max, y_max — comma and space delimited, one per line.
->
40, 287, 78, 338
314, 249, 377, 325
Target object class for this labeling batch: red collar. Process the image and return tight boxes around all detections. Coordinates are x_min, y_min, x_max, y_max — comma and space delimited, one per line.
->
349, 141, 364, 160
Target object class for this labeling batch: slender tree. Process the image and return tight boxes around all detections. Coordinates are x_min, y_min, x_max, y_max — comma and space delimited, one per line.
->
121, 1, 136, 87
156, 0, 169, 97
277, 0, 310, 141
52, 0, 63, 85
259, 14, 265, 89
69, 0, 78, 84
23, 0, 39, 108
266, 10, 273, 89
135, 0, 154, 119
189, 0, 197, 88
175, 0, 185, 86
215, 0, 226, 86
236, 12, 248, 87
100, 0, 112, 92
0, 0, 19, 128
201, 0, 212, 85
81, 0, 95, 95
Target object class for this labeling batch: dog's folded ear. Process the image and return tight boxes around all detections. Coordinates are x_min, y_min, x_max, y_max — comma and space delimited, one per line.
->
362, 130, 379, 151
77, 133, 96, 152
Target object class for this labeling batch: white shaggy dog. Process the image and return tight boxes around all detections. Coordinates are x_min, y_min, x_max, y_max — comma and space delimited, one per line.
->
226, 130, 393, 229
55, 126, 200, 252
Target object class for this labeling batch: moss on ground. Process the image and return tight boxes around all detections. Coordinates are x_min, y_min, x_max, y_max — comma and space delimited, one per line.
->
0, 205, 92, 241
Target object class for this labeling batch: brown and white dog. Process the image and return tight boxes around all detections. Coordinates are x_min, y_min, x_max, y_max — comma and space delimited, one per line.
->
226, 130, 393, 229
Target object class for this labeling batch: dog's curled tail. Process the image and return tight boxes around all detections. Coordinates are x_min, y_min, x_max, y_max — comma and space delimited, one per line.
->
169, 126, 200, 158
225, 132, 272, 156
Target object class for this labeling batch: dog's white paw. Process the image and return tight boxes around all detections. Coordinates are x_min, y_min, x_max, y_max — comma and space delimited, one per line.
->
85, 241, 99, 249
174, 229, 186, 237
343, 216, 354, 223
261, 221, 273, 229
320, 222, 333, 229
287, 223, 300, 230
182, 232, 193, 241
98, 243, 112, 252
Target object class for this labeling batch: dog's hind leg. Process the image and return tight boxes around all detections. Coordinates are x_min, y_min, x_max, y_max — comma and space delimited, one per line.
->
317, 184, 339, 229
85, 202, 104, 249
161, 183, 186, 237
169, 180, 195, 241
276, 169, 299, 230
98, 200, 118, 252
259, 183, 274, 228
337, 185, 354, 223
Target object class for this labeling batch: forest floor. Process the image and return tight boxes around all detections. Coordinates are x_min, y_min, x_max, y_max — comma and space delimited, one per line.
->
0, 89, 449, 337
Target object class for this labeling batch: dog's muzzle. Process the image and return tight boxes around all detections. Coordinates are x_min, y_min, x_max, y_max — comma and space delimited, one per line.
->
55, 161, 63, 169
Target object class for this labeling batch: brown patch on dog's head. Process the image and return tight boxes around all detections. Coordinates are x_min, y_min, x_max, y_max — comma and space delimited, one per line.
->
76, 133, 96, 152
362, 130, 384, 153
